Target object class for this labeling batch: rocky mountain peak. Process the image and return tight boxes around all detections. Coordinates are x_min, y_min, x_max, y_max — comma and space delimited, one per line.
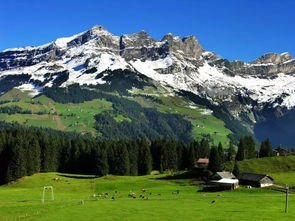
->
162, 34, 203, 58
90, 25, 112, 36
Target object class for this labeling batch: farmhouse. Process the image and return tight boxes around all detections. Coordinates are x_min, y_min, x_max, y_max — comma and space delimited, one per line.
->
208, 172, 239, 190
273, 147, 289, 156
197, 158, 209, 167
238, 173, 274, 187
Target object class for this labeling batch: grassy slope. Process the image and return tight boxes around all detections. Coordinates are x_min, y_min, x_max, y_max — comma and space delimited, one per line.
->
0, 173, 294, 221
0, 88, 232, 143
0, 90, 112, 135
226, 155, 295, 186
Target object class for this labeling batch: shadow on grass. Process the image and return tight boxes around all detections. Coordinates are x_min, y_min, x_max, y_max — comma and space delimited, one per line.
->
156, 168, 211, 180
197, 186, 232, 192
58, 174, 97, 179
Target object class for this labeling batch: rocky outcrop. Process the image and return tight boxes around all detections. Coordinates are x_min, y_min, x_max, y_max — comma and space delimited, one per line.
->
252, 52, 293, 64
0, 44, 63, 70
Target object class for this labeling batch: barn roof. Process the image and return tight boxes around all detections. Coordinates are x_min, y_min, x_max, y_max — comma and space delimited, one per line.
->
197, 158, 209, 164
215, 172, 236, 179
238, 173, 273, 182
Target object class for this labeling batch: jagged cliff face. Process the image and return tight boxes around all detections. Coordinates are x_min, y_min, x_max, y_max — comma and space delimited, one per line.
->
0, 25, 295, 142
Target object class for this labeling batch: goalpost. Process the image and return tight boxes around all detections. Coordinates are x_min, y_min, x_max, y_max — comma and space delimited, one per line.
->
42, 186, 54, 203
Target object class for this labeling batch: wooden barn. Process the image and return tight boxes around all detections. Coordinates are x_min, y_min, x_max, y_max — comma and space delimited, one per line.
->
208, 172, 239, 190
237, 173, 274, 187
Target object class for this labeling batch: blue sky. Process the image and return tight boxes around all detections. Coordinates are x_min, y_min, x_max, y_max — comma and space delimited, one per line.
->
0, 0, 294, 61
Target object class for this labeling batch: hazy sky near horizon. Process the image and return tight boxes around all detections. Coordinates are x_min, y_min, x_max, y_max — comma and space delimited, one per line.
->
0, 0, 294, 62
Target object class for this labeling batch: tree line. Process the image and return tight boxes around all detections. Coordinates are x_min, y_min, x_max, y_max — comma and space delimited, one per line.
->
0, 122, 215, 184
0, 121, 278, 184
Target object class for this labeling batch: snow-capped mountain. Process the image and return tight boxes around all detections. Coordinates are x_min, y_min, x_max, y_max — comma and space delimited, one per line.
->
1, 25, 295, 145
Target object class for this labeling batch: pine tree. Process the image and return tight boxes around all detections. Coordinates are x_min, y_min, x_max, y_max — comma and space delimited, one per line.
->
259, 139, 273, 158
185, 145, 195, 170
208, 147, 222, 173
113, 143, 130, 175
199, 139, 210, 158
6, 140, 26, 182
94, 147, 109, 176
243, 136, 256, 159
236, 138, 245, 161
217, 142, 225, 170
226, 141, 236, 161
232, 161, 240, 176
128, 140, 139, 176
150, 139, 162, 171
27, 137, 41, 175
138, 138, 152, 175
106, 142, 116, 174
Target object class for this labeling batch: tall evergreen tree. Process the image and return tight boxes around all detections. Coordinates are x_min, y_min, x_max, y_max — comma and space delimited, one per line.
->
150, 138, 162, 171
226, 141, 236, 161
243, 136, 256, 159
26, 138, 41, 175
162, 140, 178, 171
127, 140, 139, 176
236, 138, 245, 161
113, 143, 130, 175
232, 161, 240, 176
217, 142, 225, 170
259, 139, 273, 158
199, 139, 210, 158
94, 146, 109, 176
138, 138, 152, 175
187, 146, 196, 170
106, 142, 116, 174
208, 147, 222, 173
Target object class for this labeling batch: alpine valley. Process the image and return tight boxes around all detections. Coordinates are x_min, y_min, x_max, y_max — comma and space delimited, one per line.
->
1, 25, 295, 147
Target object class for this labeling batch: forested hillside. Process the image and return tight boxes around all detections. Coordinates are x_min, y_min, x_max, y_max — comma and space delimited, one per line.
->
0, 85, 232, 145
0, 122, 216, 184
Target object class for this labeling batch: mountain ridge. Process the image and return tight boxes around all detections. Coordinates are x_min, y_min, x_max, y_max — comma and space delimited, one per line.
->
0, 25, 295, 146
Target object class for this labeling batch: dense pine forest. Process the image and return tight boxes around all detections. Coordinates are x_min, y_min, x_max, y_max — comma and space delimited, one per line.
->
0, 121, 206, 184
0, 121, 276, 184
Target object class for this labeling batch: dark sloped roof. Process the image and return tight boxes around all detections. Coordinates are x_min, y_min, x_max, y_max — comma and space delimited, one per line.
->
213, 172, 236, 179
238, 173, 273, 182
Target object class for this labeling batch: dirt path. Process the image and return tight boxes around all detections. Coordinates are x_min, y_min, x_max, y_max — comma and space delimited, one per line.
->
48, 102, 66, 131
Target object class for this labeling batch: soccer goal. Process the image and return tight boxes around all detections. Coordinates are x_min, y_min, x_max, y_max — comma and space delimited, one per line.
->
42, 186, 54, 203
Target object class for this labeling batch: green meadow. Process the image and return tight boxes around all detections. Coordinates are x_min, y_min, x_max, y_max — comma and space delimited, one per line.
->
0, 172, 294, 221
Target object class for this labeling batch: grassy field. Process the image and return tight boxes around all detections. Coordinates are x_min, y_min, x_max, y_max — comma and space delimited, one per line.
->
0, 88, 232, 144
0, 172, 294, 221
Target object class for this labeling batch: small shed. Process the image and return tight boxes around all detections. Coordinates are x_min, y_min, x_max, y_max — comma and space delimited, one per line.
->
197, 158, 209, 167
238, 173, 274, 187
